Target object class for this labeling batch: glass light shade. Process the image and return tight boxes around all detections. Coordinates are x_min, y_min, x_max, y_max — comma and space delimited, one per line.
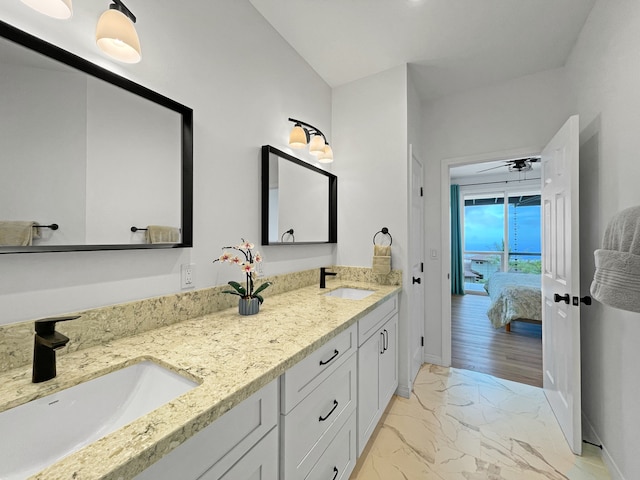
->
308, 134, 326, 156
318, 145, 334, 163
288, 125, 307, 149
96, 9, 142, 64
21, 0, 72, 19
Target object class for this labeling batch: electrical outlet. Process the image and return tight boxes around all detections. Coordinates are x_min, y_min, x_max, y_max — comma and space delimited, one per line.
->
181, 264, 195, 289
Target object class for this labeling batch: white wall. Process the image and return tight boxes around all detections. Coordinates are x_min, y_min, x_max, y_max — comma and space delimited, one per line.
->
565, 1, 640, 477
420, 67, 571, 362
0, 64, 87, 245
85, 78, 181, 244
277, 159, 329, 242
332, 65, 411, 391
0, 0, 333, 325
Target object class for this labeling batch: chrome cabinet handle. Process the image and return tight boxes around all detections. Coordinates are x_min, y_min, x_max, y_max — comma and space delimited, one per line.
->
380, 332, 385, 354
319, 349, 339, 366
319, 400, 339, 422
383, 329, 389, 351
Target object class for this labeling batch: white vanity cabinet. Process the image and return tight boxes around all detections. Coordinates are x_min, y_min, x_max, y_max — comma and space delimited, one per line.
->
135, 379, 278, 480
357, 295, 398, 456
280, 323, 358, 480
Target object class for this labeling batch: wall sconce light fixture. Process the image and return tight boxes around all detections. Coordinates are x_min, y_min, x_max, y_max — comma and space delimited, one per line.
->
20, 0, 72, 19
96, 0, 141, 64
288, 117, 334, 163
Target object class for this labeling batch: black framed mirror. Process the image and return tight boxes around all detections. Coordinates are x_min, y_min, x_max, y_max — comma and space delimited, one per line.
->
0, 21, 193, 254
261, 145, 337, 245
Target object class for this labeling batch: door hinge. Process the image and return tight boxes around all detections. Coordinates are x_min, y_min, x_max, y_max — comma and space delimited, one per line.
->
421, 336, 424, 347
420, 262, 424, 272
420, 187, 424, 197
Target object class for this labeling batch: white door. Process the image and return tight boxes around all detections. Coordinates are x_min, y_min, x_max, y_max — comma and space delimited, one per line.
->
409, 148, 425, 384
541, 115, 582, 454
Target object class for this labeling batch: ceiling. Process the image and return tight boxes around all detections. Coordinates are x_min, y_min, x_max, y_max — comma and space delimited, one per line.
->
249, 0, 596, 102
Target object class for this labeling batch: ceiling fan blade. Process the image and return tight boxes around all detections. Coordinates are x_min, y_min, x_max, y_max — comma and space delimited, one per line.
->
477, 164, 508, 173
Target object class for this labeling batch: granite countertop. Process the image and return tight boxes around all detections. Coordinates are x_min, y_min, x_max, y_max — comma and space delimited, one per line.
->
0, 280, 401, 480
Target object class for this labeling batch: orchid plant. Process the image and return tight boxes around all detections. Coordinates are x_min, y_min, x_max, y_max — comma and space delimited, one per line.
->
214, 239, 271, 304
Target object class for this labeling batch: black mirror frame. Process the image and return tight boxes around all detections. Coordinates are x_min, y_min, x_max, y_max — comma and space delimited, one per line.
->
0, 20, 193, 254
261, 145, 337, 245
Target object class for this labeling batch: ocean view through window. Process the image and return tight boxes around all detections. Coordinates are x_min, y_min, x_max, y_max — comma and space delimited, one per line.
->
463, 192, 541, 282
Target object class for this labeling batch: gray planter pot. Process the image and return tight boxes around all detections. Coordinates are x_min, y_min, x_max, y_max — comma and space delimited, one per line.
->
238, 297, 260, 316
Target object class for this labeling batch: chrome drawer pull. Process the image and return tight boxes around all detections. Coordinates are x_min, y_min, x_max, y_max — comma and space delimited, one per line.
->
319, 400, 339, 422
331, 466, 339, 480
319, 349, 339, 366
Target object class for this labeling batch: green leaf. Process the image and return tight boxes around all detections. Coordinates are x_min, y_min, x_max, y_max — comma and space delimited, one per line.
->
253, 282, 271, 296
221, 290, 242, 297
227, 281, 246, 296
254, 294, 264, 304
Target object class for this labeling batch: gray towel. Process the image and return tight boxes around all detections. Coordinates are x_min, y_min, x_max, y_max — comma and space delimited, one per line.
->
146, 225, 180, 244
590, 205, 640, 313
0, 221, 40, 246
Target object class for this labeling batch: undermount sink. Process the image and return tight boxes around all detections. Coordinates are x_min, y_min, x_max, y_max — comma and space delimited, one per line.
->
0, 360, 198, 480
324, 287, 375, 300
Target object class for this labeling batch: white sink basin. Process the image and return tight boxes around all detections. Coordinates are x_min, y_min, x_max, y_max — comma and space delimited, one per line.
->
324, 287, 375, 300
0, 360, 198, 480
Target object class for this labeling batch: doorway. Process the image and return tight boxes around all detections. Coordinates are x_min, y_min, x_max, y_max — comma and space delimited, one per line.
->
440, 148, 544, 386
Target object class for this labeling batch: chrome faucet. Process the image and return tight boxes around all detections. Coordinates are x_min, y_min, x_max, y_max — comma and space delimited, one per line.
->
320, 267, 337, 288
32, 316, 79, 383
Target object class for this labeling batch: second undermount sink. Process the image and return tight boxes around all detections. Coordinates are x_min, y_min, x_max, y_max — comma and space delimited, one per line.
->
324, 287, 375, 300
0, 360, 198, 480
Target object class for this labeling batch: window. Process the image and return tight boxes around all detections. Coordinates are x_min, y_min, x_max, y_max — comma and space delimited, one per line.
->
462, 191, 541, 282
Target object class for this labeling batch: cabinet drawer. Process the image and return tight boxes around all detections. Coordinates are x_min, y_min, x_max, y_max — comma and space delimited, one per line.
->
304, 411, 357, 480
281, 353, 357, 480
281, 323, 357, 413
135, 379, 278, 480
357, 295, 397, 346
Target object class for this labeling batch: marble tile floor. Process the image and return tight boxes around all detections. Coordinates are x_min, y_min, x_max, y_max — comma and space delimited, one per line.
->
350, 364, 610, 480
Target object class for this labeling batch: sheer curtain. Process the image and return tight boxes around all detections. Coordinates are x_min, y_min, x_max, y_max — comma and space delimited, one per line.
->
450, 184, 465, 294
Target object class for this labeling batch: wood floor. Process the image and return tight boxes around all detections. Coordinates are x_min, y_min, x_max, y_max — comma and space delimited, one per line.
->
451, 293, 543, 387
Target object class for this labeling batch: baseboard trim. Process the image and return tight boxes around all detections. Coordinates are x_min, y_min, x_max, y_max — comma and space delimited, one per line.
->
423, 354, 444, 366
582, 413, 625, 480
395, 385, 411, 399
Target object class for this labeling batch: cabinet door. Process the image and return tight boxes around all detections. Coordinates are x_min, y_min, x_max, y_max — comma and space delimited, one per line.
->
357, 330, 381, 456
201, 427, 278, 480
379, 314, 398, 409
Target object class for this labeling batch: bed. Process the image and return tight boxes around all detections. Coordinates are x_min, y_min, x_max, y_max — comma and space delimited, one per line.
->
484, 272, 542, 331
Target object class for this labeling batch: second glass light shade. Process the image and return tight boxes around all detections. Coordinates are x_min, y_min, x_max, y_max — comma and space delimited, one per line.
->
308, 134, 326, 156
96, 9, 141, 64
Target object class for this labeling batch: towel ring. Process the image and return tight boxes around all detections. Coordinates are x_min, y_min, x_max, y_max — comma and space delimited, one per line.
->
281, 228, 295, 242
373, 227, 392, 245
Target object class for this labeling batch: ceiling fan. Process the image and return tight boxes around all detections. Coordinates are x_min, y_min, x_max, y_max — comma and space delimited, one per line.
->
477, 157, 541, 173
